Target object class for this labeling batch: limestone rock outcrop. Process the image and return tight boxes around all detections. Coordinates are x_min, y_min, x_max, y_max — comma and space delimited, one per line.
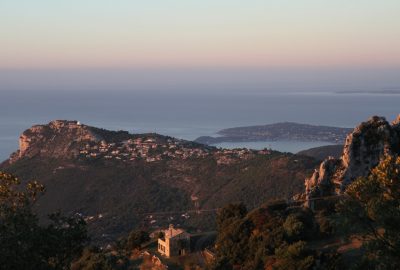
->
305, 115, 400, 198
10, 120, 101, 163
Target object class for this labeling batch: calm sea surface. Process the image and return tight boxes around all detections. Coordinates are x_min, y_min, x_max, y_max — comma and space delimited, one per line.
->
0, 91, 399, 161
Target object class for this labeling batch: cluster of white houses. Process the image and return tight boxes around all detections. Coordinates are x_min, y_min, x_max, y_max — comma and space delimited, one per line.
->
79, 136, 271, 165
79, 137, 211, 163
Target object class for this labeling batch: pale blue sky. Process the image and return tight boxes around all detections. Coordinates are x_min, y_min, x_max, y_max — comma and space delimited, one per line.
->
1, 0, 400, 69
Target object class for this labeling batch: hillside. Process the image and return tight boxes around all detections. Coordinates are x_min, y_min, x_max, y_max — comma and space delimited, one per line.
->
195, 122, 352, 145
1, 120, 317, 242
297, 144, 343, 161
210, 115, 400, 270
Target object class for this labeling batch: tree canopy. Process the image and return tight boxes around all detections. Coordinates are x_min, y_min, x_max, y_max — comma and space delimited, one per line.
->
337, 155, 400, 269
0, 171, 88, 270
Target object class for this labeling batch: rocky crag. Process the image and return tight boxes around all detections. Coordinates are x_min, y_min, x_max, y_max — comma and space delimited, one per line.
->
8, 120, 136, 164
10, 120, 100, 162
305, 115, 400, 199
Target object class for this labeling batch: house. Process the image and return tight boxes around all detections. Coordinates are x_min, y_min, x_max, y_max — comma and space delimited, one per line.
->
158, 225, 190, 257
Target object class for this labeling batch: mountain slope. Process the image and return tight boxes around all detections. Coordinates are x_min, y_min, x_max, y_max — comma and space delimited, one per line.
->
297, 145, 343, 160
1, 120, 317, 242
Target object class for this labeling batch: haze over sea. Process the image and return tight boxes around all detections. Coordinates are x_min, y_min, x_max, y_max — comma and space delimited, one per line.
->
1, 68, 400, 161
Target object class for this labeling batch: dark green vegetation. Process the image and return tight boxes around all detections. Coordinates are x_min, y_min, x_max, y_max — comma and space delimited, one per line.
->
297, 145, 343, 161
195, 122, 352, 145
69, 230, 152, 270
1, 122, 317, 242
0, 170, 170, 269
211, 202, 340, 270
211, 155, 400, 270
125, 230, 150, 250
336, 155, 400, 269
0, 172, 88, 270
2, 155, 400, 269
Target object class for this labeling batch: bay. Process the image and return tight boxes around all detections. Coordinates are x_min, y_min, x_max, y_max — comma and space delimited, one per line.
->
0, 90, 398, 161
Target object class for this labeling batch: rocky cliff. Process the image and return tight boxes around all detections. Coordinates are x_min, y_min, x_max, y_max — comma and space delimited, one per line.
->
10, 120, 102, 163
305, 115, 400, 199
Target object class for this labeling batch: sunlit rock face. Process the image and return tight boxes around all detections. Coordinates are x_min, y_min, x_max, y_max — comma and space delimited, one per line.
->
10, 120, 101, 163
305, 115, 400, 199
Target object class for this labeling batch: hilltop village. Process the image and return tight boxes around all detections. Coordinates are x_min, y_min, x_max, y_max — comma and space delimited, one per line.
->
78, 135, 271, 165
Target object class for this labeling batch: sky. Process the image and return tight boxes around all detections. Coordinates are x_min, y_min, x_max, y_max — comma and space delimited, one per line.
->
1, 0, 400, 70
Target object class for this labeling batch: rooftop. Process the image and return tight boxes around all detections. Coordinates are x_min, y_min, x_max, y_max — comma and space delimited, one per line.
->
163, 225, 185, 239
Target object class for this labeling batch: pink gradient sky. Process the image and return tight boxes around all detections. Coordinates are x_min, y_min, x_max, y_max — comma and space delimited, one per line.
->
1, 1, 399, 69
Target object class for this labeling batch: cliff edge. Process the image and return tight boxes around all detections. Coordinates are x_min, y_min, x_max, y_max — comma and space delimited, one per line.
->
9, 120, 102, 163
305, 115, 400, 199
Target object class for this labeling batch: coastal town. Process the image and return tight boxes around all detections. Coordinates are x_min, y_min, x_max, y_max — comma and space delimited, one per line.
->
78, 135, 271, 165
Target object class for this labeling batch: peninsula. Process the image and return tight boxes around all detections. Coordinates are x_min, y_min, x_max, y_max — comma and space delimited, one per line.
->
195, 122, 352, 145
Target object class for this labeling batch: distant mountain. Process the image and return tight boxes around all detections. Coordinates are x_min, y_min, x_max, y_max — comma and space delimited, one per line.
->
195, 122, 352, 145
1, 120, 317, 242
297, 145, 343, 161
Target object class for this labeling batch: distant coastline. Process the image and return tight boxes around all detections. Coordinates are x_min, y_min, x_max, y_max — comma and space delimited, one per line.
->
334, 89, 400, 95
1, 91, 399, 161
195, 122, 352, 145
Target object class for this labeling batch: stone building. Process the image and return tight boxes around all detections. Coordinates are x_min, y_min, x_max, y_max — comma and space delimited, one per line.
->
157, 225, 190, 257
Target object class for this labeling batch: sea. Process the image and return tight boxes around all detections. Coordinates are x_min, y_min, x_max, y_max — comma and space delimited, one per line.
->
1, 88, 399, 162
0, 68, 400, 160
